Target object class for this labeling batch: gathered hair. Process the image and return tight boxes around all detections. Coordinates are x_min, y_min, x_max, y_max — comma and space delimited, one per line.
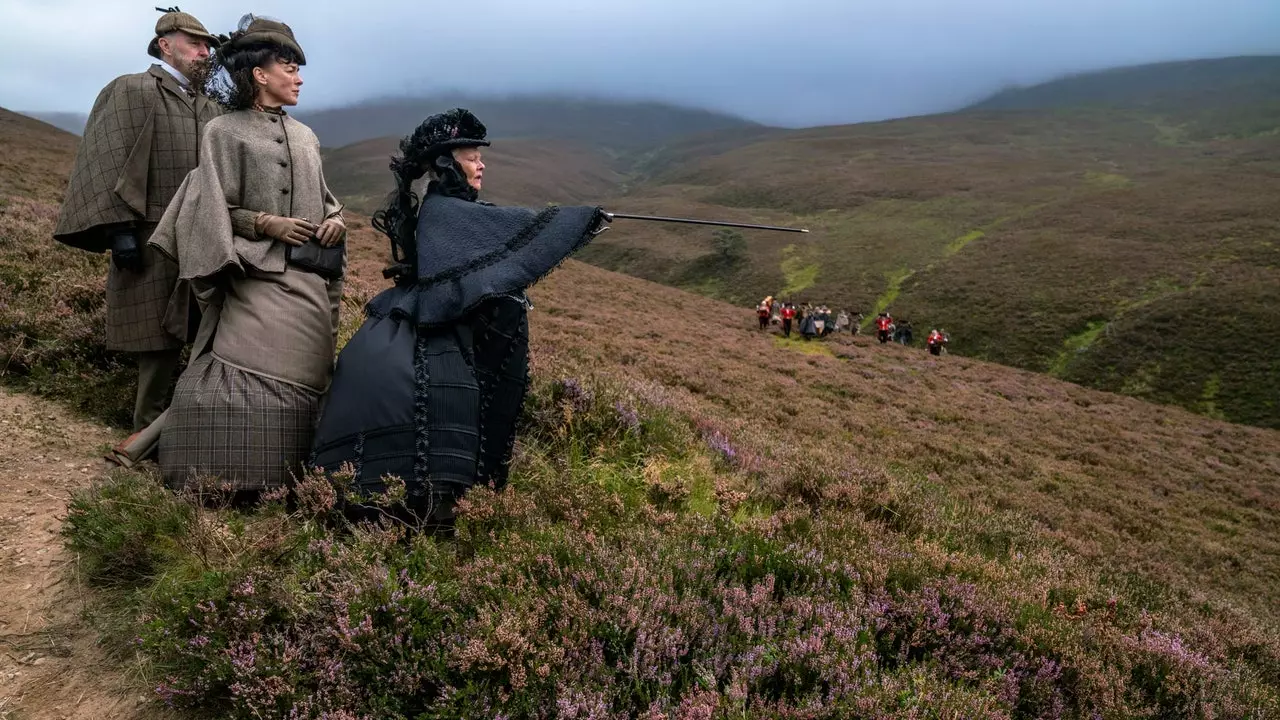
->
201, 36, 303, 112
371, 122, 478, 266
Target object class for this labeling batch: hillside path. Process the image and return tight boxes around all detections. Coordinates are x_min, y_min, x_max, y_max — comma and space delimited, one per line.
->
0, 387, 159, 720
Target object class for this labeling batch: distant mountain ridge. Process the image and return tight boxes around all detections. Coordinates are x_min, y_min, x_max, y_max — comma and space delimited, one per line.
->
966, 55, 1280, 139
322, 135, 625, 215
18, 94, 763, 151
294, 95, 763, 152
968, 55, 1280, 111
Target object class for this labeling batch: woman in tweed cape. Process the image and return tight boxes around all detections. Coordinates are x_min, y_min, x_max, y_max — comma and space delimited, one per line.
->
146, 15, 346, 494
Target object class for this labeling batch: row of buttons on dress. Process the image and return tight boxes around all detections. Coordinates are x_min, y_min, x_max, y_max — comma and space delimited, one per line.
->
271, 116, 292, 195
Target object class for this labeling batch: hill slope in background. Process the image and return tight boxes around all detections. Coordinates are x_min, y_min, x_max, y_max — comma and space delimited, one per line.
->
322, 135, 626, 215
17, 93, 762, 155
576, 56, 1280, 428
0, 108, 79, 201
969, 55, 1280, 139
17, 110, 88, 136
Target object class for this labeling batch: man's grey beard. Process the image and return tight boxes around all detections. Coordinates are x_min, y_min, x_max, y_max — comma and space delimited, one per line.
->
186, 56, 216, 96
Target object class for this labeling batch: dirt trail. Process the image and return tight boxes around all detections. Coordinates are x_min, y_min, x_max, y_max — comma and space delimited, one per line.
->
0, 388, 162, 720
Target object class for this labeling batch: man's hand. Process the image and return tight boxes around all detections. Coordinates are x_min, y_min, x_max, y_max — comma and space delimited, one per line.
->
110, 232, 144, 272
314, 217, 346, 247
256, 214, 318, 247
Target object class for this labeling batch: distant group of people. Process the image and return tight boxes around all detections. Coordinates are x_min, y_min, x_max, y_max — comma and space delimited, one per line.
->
755, 298, 952, 356
757, 296, 861, 339
873, 312, 951, 355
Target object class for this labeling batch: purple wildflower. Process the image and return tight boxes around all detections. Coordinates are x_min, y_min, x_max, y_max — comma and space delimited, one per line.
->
614, 401, 641, 432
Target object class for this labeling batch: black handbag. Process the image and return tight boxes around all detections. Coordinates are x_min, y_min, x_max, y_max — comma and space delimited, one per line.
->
286, 239, 345, 280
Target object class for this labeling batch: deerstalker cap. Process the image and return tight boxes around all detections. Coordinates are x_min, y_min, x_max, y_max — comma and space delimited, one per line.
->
147, 6, 220, 59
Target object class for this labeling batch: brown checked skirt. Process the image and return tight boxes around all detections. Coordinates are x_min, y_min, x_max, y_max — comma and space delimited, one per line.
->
158, 353, 322, 492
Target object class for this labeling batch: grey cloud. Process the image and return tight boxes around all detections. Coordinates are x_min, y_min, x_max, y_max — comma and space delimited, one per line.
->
2, 0, 1278, 127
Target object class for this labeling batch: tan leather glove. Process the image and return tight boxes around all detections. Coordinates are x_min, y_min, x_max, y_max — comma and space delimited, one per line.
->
255, 214, 318, 246
314, 216, 347, 247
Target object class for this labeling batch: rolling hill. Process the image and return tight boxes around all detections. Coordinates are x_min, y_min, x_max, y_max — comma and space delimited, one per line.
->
969, 55, 1280, 140
15, 110, 88, 136
0, 108, 79, 201
322, 134, 627, 215
574, 55, 1280, 429
21, 94, 761, 150
295, 94, 762, 151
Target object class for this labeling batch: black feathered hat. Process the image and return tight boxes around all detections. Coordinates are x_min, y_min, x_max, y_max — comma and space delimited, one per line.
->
420, 108, 491, 158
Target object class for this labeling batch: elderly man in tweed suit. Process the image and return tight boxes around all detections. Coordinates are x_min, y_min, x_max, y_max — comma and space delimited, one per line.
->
53, 8, 223, 432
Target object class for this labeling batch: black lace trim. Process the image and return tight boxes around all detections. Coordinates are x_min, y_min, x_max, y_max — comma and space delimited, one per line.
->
475, 301, 529, 489
353, 431, 365, 481
412, 332, 431, 494
417, 206, 560, 285
495, 312, 530, 489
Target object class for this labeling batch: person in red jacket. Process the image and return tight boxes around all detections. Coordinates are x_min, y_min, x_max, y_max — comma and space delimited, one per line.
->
757, 296, 773, 330
927, 328, 949, 356
781, 303, 797, 337
875, 312, 894, 344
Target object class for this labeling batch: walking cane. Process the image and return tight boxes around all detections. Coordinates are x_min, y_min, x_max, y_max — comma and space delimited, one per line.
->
599, 212, 809, 234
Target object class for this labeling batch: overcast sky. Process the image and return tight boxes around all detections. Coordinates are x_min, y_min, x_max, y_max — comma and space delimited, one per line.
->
2, 0, 1278, 127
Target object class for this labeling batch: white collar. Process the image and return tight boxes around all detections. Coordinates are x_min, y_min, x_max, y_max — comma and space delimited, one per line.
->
157, 59, 190, 87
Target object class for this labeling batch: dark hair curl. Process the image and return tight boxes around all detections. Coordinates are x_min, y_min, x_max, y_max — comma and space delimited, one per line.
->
370, 121, 479, 269
202, 35, 304, 112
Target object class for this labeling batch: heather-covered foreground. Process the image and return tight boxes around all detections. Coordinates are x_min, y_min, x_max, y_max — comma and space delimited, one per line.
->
62, 371, 1279, 717
3, 108, 1280, 716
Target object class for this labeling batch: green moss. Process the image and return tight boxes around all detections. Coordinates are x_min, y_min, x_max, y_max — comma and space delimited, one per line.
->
779, 244, 819, 295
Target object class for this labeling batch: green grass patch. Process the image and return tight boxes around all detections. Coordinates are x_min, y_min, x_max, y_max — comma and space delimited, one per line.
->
771, 334, 836, 357
1048, 319, 1109, 377
944, 229, 985, 256
779, 243, 819, 295
861, 267, 914, 330
1083, 171, 1134, 189
1196, 372, 1227, 421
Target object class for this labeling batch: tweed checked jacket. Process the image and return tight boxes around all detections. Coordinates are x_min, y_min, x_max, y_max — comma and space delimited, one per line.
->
53, 65, 221, 352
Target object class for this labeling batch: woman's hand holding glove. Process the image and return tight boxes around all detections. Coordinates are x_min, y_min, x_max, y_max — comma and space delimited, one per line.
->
255, 214, 318, 246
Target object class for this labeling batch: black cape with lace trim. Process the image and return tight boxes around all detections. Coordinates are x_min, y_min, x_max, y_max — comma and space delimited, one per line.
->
309, 187, 606, 523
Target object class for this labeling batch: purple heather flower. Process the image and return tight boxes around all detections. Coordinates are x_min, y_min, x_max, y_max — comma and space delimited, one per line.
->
614, 401, 641, 431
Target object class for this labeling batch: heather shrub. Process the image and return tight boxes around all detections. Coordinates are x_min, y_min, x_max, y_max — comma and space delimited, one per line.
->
0, 195, 135, 426
63, 373, 1278, 718
62, 465, 193, 586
